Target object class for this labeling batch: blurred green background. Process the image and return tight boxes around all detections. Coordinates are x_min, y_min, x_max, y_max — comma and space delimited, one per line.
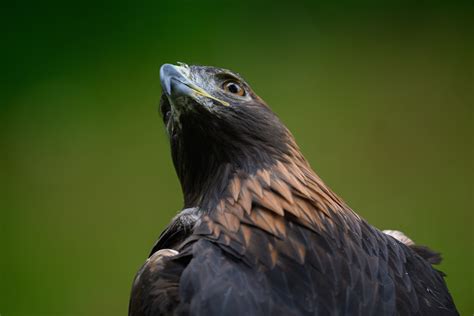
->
1, 1, 472, 315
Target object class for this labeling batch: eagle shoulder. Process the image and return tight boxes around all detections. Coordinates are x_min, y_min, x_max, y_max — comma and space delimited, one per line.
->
129, 208, 199, 316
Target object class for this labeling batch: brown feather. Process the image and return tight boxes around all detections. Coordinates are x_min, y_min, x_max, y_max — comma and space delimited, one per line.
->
238, 187, 253, 215
247, 208, 285, 238
239, 224, 253, 246
271, 177, 294, 204
257, 169, 271, 187
211, 206, 241, 233
229, 178, 241, 201
226, 202, 244, 218
246, 178, 264, 198
257, 190, 285, 216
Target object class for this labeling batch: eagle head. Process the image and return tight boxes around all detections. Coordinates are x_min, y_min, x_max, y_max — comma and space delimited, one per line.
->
159, 63, 296, 207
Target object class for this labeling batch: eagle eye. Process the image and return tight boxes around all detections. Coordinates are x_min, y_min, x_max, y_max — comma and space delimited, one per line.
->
222, 80, 245, 97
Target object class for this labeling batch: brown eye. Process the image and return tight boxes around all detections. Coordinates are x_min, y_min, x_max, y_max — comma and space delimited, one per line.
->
222, 81, 245, 96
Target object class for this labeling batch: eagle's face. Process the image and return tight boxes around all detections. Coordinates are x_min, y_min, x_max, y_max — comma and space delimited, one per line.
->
160, 63, 262, 133
159, 63, 292, 206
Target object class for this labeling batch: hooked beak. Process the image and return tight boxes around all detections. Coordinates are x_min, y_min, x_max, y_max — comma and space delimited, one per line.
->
159, 63, 229, 106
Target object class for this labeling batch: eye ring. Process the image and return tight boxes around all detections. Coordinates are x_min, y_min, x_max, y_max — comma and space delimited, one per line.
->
222, 80, 245, 96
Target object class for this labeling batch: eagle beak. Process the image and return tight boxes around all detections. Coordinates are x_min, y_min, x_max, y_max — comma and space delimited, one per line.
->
160, 63, 229, 106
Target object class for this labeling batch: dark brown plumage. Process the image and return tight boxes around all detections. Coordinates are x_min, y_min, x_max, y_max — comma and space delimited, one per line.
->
129, 63, 458, 315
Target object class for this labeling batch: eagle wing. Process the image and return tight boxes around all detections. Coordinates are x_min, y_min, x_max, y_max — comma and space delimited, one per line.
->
129, 174, 457, 316
182, 216, 457, 316
130, 212, 456, 316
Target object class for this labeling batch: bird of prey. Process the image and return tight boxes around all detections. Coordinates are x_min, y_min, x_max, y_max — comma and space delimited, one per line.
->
129, 63, 458, 315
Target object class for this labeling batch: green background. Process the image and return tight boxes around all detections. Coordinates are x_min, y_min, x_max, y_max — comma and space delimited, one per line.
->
1, 1, 472, 315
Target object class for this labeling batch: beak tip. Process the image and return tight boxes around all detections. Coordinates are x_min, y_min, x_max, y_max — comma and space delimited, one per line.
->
160, 64, 176, 95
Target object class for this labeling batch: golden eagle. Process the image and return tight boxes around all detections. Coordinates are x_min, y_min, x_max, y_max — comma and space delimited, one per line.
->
129, 63, 458, 315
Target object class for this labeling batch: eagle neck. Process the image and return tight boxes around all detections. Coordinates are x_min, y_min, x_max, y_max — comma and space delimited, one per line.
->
208, 147, 355, 232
